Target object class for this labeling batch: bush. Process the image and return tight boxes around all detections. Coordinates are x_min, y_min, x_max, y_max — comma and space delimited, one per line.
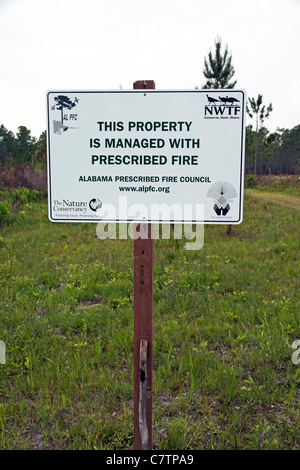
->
17, 187, 30, 203
0, 187, 45, 226
0, 200, 10, 225
10, 187, 44, 204
246, 174, 258, 188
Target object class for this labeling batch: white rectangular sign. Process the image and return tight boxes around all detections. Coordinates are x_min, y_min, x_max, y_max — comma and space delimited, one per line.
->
46, 90, 246, 224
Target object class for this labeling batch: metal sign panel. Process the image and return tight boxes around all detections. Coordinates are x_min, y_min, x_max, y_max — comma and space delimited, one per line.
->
46, 90, 246, 223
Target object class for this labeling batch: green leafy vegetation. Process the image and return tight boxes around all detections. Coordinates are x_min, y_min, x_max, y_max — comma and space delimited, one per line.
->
0, 183, 299, 449
0, 188, 45, 227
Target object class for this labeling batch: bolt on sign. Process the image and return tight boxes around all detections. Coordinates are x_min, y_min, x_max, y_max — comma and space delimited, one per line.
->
46, 90, 246, 224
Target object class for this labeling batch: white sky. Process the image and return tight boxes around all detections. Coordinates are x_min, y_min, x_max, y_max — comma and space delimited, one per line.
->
0, 0, 299, 139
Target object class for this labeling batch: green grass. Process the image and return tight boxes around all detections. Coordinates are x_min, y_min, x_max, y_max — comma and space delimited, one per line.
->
0, 184, 299, 450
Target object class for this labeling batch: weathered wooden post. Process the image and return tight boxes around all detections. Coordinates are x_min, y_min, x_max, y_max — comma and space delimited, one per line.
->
133, 80, 155, 450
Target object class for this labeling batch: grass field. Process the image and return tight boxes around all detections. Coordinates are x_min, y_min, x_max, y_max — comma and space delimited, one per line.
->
0, 181, 299, 450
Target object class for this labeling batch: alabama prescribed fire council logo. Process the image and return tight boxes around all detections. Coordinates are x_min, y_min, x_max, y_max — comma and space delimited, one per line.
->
51, 95, 80, 134
207, 181, 237, 216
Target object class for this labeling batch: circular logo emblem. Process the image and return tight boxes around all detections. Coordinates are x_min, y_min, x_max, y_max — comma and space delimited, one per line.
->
89, 198, 102, 212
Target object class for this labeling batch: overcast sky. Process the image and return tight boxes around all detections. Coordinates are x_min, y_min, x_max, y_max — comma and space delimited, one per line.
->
0, 0, 299, 139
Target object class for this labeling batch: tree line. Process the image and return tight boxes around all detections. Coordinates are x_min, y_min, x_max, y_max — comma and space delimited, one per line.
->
0, 126, 46, 169
0, 38, 299, 175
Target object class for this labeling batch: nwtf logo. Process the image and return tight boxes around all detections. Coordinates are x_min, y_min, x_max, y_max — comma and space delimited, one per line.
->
204, 94, 241, 119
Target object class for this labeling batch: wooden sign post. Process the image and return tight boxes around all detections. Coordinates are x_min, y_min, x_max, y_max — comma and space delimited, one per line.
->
133, 80, 155, 450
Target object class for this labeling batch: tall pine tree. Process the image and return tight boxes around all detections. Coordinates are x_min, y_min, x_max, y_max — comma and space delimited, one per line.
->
246, 94, 273, 175
202, 37, 236, 235
202, 37, 236, 89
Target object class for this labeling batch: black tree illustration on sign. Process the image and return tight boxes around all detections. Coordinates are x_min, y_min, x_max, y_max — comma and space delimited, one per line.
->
54, 95, 76, 123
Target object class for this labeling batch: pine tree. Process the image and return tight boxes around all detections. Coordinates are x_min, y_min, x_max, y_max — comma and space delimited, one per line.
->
246, 94, 273, 175
16, 126, 36, 163
202, 37, 236, 89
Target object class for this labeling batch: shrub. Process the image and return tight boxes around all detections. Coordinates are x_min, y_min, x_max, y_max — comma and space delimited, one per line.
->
246, 174, 258, 188
0, 200, 10, 225
10, 187, 44, 204
0, 188, 45, 226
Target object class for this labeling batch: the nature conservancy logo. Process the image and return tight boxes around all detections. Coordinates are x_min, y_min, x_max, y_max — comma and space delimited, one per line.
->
52, 197, 103, 215
51, 95, 79, 134
207, 181, 237, 216
204, 94, 241, 119
89, 198, 102, 212
53, 198, 88, 213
